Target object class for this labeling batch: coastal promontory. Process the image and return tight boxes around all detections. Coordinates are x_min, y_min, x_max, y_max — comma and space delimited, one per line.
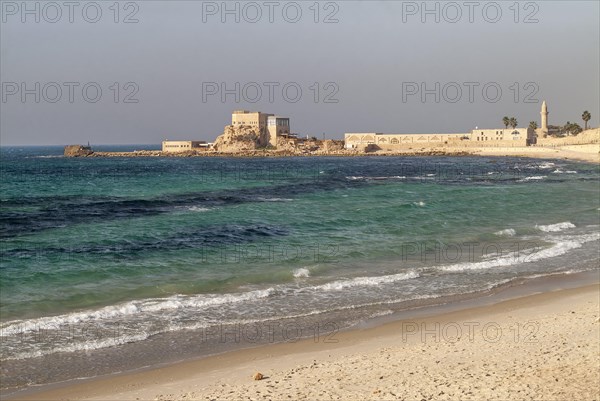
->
63, 144, 93, 157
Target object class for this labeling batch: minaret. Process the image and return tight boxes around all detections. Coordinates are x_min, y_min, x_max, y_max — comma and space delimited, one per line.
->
540, 100, 549, 135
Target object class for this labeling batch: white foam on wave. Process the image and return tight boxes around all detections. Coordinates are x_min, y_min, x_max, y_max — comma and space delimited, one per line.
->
345, 176, 406, 181
293, 268, 311, 278
3, 331, 151, 361
414, 201, 426, 207
187, 206, 210, 212
369, 309, 395, 318
0, 274, 515, 361
440, 252, 519, 272
536, 221, 576, 232
536, 162, 556, 169
316, 271, 418, 291
552, 169, 577, 174
0, 288, 276, 336
518, 176, 546, 182
255, 197, 293, 202
524, 232, 599, 261
494, 228, 516, 237
440, 232, 599, 272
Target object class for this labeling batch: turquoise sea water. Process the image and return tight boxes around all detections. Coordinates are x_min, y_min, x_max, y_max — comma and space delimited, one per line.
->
1, 146, 599, 390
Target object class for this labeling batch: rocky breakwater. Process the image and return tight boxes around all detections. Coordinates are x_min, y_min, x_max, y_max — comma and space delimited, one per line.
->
63, 145, 166, 157
89, 150, 164, 157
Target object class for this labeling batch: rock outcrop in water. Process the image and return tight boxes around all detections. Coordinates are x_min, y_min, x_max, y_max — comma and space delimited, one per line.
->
64, 145, 93, 157
212, 125, 270, 153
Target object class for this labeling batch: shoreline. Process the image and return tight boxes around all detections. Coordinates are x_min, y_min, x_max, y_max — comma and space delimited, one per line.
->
7, 269, 599, 401
63, 145, 599, 164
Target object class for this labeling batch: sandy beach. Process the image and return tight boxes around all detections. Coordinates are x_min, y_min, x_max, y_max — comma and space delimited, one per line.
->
471, 144, 600, 164
363, 144, 599, 163
9, 277, 599, 401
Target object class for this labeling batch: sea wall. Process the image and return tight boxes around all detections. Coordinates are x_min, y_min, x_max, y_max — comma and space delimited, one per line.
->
366, 139, 528, 151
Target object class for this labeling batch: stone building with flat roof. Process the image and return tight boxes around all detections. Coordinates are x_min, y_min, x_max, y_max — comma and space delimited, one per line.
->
162, 140, 209, 152
344, 132, 467, 150
471, 128, 533, 143
231, 110, 271, 130
267, 116, 291, 145
231, 110, 290, 147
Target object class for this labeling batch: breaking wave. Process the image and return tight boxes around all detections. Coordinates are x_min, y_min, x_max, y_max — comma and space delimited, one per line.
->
315, 271, 419, 291
439, 232, 599, 272
536, 221, 576, 232
494, 228, 516, 237
293, 268, 311, 278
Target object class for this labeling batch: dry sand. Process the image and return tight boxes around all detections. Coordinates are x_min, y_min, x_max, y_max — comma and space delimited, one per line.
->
10, 283, 600, 401
470, 145, 600, 164
360, 143, 599, 163
378, 143, 600, 163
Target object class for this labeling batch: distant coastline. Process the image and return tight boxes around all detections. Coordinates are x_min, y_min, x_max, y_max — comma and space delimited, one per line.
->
63, 128, 599, 163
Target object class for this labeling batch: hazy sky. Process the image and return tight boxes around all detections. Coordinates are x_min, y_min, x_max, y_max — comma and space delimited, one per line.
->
1, 0, 599, 145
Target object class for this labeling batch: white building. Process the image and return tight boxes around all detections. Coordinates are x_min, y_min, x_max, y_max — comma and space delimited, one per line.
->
162, 140, 209, 153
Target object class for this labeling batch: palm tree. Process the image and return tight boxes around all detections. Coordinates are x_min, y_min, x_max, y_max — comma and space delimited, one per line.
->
563, 121, 583, 136
528, 121, 538, 130
502, 116, 510, 128
509, 117, 518, 129
582, 111, 591, 130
